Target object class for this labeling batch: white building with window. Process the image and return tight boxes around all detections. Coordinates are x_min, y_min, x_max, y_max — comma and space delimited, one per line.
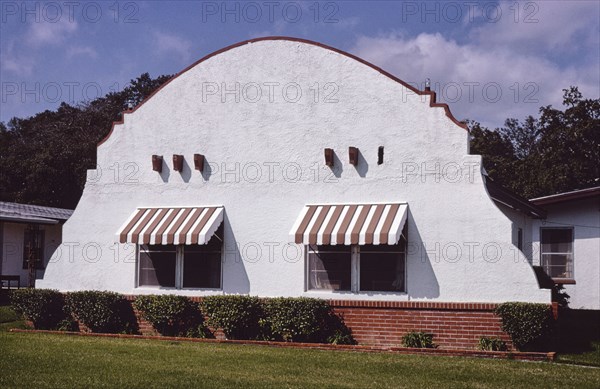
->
530, 187, 600, 310
36, 37, 551, 307
0, 202, 72, 289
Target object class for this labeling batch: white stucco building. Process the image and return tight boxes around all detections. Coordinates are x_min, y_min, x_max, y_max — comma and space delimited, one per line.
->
0, 202, 72, 288
530, 187, 600, 310
36, 37, 552, 307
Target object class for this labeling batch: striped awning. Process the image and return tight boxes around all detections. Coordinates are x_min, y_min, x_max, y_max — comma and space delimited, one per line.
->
117, 206, 223, 245
290, 203, 408, 245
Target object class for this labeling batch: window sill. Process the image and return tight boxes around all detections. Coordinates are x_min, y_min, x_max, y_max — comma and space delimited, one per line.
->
552, 278, 576, 285
303, 290, 409, 301
134, 287, 223, 295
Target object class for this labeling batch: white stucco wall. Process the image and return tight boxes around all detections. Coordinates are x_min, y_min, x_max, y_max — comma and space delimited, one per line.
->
1, 222, 63, 286
37, 39, 549, 303
531, 197, 600, 309
494, 203, 534, 263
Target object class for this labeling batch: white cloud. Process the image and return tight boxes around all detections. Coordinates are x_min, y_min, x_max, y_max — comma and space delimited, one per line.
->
469, 1, 599, 55
153, 31, 193, 63
0, 40, 35, 76
26, 19, 78, 46
349, 1, 599, 129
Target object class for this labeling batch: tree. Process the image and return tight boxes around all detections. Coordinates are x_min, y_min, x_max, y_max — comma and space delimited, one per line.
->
470, 87, 599, 198
0, 73, 172, 208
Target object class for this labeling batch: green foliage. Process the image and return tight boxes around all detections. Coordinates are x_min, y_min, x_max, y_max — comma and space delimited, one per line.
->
478, 337, 508, 351
0, 73, 171, 208
552, 284, 570, 309
262, 297, 354, 344
470, 86, 599, 198
133, 295, 209, 337
401, 331, 435, 348
495, 302, 554, 351
10, 288, 70, 330
201, 295, 264, 340
67, 291, 137, 334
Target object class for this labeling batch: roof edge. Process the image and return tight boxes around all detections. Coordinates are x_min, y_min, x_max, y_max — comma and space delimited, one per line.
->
531, 186, 600, 206
98, 36, 468, 147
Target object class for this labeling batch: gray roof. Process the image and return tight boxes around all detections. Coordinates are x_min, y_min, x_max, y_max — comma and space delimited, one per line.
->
0, 201, 73, 224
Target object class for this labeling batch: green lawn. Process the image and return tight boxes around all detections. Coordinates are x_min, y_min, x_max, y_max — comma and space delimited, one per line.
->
1, 304, 599, 388
557, 341, 600, 367
0, 332, 598, 388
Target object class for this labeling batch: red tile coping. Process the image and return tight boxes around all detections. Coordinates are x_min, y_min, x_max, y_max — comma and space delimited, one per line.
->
9, 329, 554, 362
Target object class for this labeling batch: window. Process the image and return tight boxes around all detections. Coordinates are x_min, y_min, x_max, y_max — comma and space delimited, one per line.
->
540, 228, 573, 279
307, 239, 406, 293
308, 245, 351, 291
22, 226, 45, 270
360, 244, 405, 292
138, 233, 222, 289
517, 228, 523, 251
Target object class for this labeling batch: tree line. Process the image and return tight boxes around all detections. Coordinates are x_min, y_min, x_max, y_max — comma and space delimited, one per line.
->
1, 75, 597, 209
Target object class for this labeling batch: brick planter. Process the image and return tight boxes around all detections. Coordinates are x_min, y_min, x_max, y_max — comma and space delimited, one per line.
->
331, 301, 513, 350
121, 296, 515, 350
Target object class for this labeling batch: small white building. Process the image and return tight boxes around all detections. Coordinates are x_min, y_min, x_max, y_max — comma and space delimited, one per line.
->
530, 187, 600, 310
36, 37, 550, 307
0, 202, 72, 288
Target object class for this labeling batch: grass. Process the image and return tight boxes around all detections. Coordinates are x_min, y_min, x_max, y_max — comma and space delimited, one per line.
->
0, 331, 598, 388
557, 341, 600, 367
1, 302, 598, 388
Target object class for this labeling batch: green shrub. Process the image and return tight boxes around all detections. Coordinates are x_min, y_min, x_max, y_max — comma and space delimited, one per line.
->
478, 337, 508, 351
262, 297, 354, 344
201, 295, 263, 339
10, 288, 69, 330
134, 295, 210, 337
495, 302, 554, 351
67, 291, 137, 334
402, 331, 435, 348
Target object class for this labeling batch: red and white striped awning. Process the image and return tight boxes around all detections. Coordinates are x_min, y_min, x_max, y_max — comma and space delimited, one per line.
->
290, 203, 408, 245
117, 206, 223, 245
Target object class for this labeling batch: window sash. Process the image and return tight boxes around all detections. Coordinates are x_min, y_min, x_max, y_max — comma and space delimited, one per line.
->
137, 243, 222, 289
306, 243, 406, 293
540, 228, 574, 279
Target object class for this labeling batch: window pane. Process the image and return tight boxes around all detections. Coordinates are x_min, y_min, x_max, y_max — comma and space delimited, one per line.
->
541, 229, 573, 253
308, 246, 351, 291
139, 247, 176, 287
183, 252, 221, 288
542, 254, 573, 278
360, 252, 405, 292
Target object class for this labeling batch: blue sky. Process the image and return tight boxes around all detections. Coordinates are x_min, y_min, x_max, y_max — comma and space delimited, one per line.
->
1, 0, 599, 128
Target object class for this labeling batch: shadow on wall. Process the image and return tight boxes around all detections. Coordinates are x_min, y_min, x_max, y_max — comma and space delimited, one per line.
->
355, 149, 369, 178
406, 209, 440, 299
159, 159, 170, 183
180, 157, 193, 183
331, 152, 344, 179
222, 212, 250, 294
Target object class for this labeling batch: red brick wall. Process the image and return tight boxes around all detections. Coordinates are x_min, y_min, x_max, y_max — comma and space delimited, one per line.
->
123, 296, 513, 350
331, 301, 513, 350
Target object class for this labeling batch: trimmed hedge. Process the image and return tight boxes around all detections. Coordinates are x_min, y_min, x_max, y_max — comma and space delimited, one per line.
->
495, 302, 554, 351
201, 295, 264, 340
134, 295, 210, 337
262, 297, 354, 344
10, 288, 71, 330
10, 290, 354, 345
67, 291, 137, 334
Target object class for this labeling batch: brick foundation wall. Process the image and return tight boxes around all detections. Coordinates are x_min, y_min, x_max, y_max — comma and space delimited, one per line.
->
330, 301, 512, 350
122, 296, 513, 350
